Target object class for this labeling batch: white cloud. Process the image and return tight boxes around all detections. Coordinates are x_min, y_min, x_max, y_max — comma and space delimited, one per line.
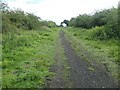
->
3, 0, 119, 25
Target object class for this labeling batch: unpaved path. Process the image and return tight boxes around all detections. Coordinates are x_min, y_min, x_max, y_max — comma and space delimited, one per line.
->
47, 30, 118, 88
59, 30, 118, 88
46, 32, 73, 88
47, 35, 66, 88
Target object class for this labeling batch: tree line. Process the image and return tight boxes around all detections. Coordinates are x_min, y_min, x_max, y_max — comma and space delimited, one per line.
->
62, 7, 118, 39
0, 1, 56, 33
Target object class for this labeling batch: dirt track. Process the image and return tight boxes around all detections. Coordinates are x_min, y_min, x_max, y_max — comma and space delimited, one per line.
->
48, 30, 118, 88
59, 30, 118, 88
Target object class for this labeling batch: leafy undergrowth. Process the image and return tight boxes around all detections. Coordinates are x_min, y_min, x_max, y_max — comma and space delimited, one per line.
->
2, 28, 59, 88
64, 27, 119, 82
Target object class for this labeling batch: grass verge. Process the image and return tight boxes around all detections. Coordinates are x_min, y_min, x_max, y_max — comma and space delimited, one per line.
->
2, 28, 59, 88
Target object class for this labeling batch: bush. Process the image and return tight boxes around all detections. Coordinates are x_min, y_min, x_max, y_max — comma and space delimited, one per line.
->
87, 26, 107, 40
1, 3, 56, 33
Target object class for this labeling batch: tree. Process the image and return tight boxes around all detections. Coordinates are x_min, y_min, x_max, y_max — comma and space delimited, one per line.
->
61, 19, 69, 26
68, 7, 118, 39
47, 21, 56, 28
68, 18, 76, 26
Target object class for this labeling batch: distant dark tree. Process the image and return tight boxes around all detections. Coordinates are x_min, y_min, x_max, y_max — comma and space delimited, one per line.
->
61, 20, 69, 26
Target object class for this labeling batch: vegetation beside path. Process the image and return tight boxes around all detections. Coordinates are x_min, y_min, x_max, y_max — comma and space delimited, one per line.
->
1, 1, 119, 88
63, 27, 119, 83
2, 28, 59, 88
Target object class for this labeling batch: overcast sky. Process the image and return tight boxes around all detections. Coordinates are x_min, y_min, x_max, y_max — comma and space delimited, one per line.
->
2, 0, 119, 25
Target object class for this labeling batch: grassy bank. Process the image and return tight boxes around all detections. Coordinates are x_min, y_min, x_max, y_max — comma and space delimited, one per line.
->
64, 27, 118, 82
2, 28, 59, 88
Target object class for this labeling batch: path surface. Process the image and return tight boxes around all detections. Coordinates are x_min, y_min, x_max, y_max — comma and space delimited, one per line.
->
59, 30, 118, 88
47, 35, 66, 88
48, 30, 118, 88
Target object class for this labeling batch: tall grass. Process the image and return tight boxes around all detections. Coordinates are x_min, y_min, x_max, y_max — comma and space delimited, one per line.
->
2, 28, 59, 88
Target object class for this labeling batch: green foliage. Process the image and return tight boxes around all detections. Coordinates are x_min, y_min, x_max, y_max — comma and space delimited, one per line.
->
73, 14, 93, 28
68, 18, 76, 26
2, 9, 46, 32
1, 2, 56, 33
68, 7, 118, 39
65, 27, 118, 63
2, 29, 59, 88
104, 8, 118, 39
87, 26, 107, 40
47, 21, 56, 28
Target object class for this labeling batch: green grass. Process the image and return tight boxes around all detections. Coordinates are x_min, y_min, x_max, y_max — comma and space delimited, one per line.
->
64, 27, 119, 82
2, 28, 59, 88
0, 33, 2, 89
